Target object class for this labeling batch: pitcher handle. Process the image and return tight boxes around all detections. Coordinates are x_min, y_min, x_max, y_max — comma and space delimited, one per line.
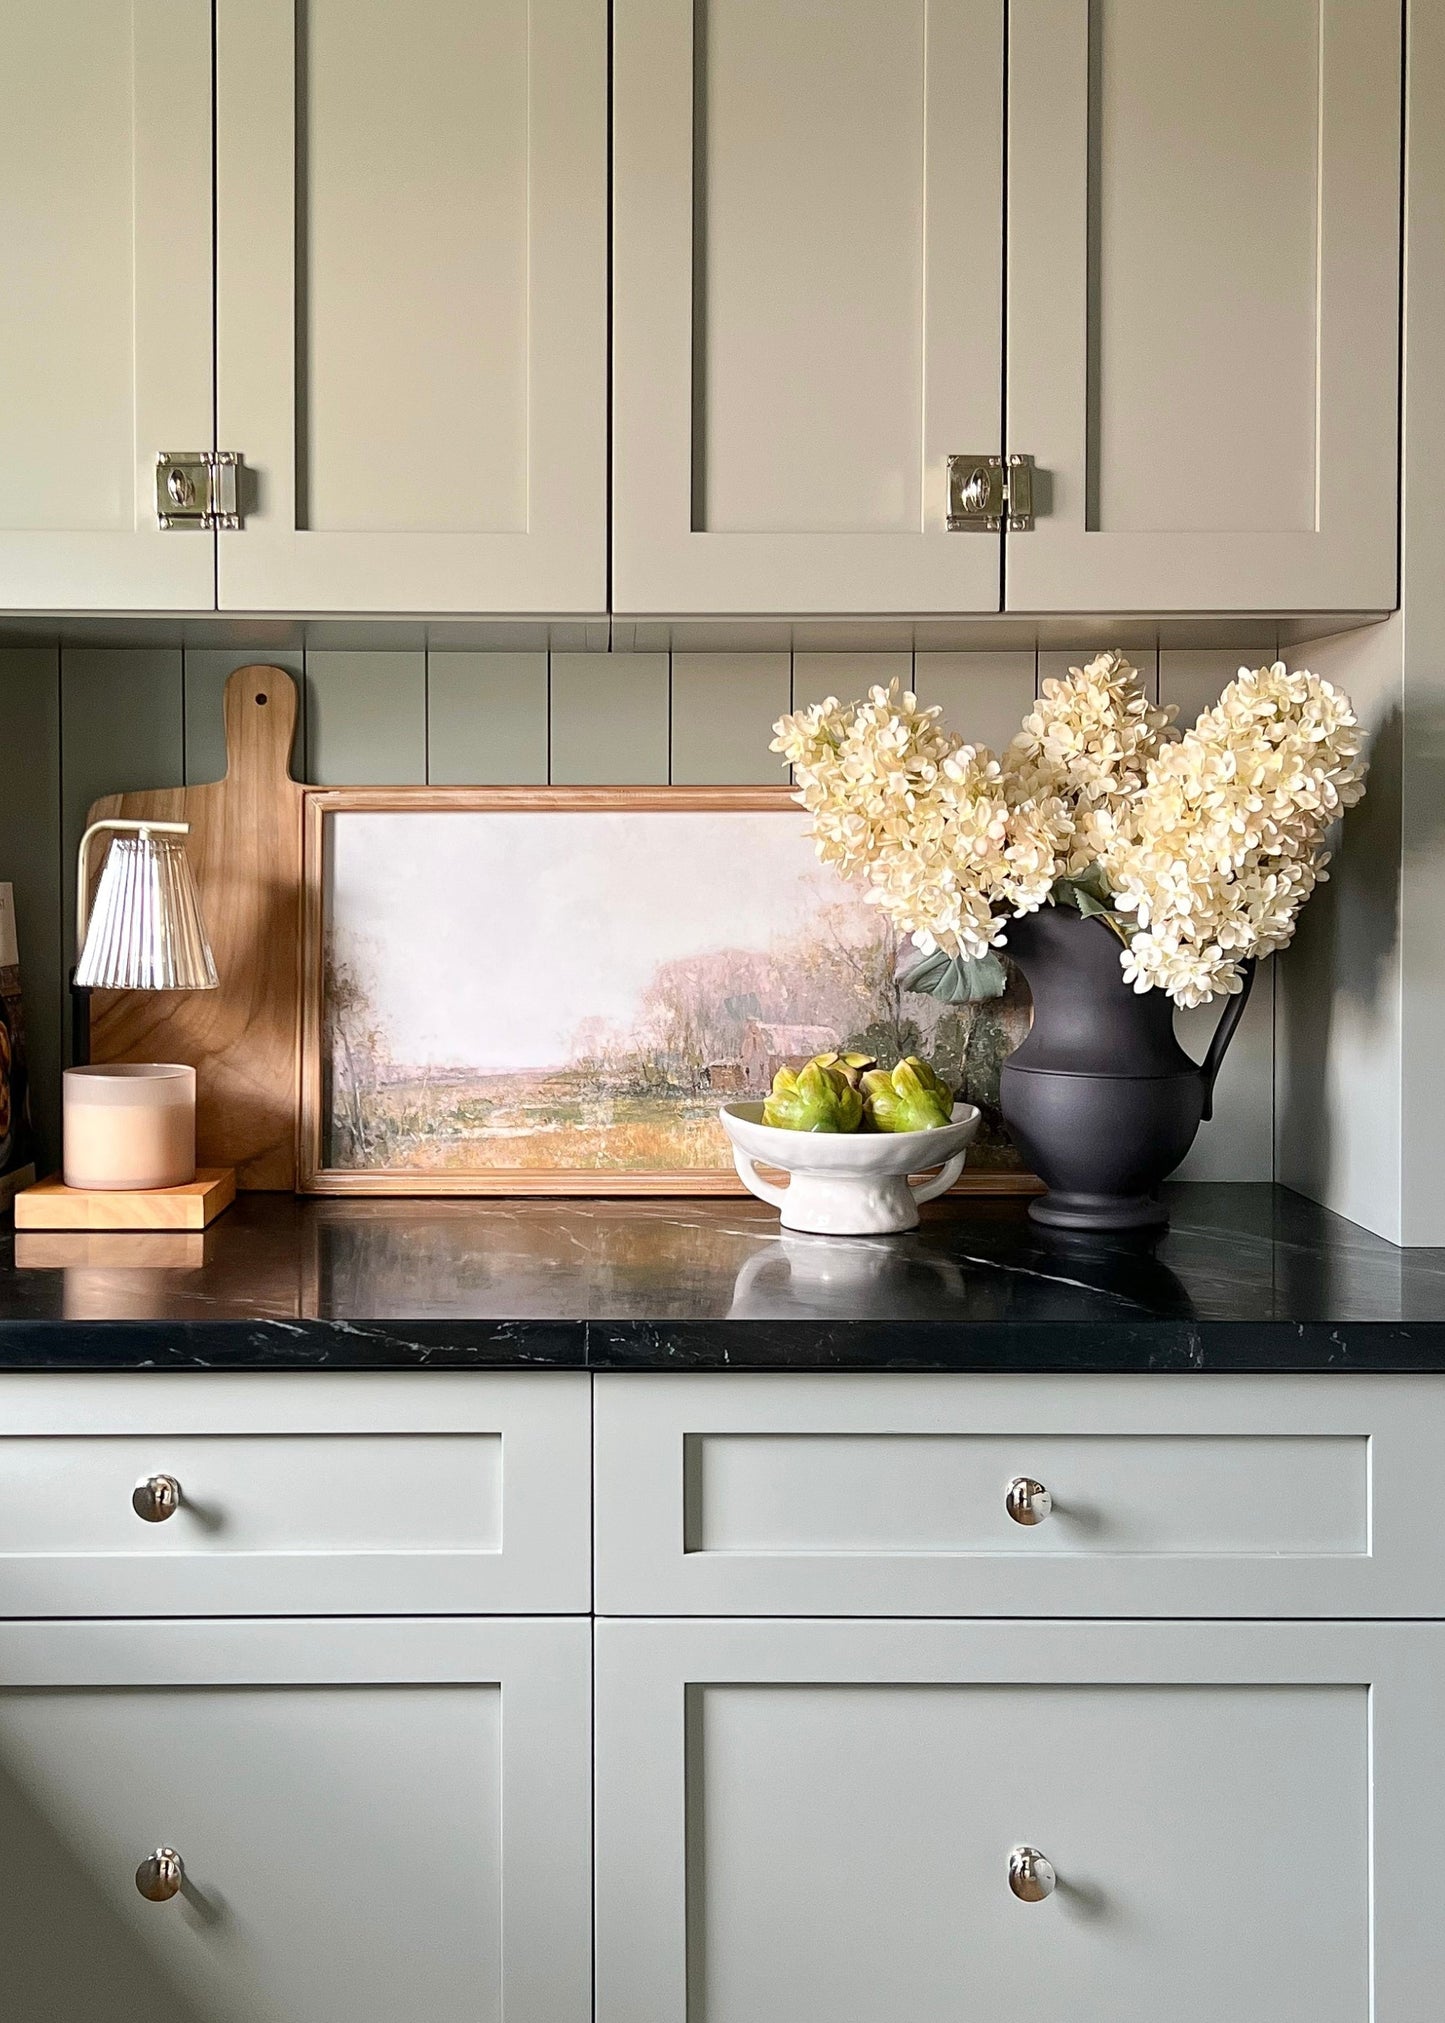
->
1200, 958, 1257, 1122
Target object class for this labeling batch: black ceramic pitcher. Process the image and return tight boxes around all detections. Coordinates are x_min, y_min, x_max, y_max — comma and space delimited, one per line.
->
999, 907, 1255, 1231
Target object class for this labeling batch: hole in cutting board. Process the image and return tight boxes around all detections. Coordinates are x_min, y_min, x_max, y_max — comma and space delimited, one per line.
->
254, 692, 268, 705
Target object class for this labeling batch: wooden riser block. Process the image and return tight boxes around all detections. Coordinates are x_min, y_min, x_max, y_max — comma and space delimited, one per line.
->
13, 1230, 209, 1270
15, 1168, 236, 1231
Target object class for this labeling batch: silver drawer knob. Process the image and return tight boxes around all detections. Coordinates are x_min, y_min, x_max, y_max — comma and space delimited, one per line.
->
135, 1847, 185, 1901
133, 1473, 182, 1522
1005, 1476, 1052, 1526
1008, 1846, 1056, 1902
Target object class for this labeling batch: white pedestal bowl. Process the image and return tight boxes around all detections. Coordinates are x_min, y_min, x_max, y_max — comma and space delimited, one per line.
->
720, 1102, 981, 1235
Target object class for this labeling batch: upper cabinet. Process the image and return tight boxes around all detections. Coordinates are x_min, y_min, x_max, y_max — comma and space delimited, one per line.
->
613, 0, 1006, 618
1005, 0, 1402, 614
0, 2, 214, 612
614, 0, 1402, 619
214, 0, 608, 614
0, 0, 1404, 620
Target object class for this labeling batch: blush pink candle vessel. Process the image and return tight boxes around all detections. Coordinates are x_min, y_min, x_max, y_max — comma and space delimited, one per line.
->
62, 1064, 197, 1191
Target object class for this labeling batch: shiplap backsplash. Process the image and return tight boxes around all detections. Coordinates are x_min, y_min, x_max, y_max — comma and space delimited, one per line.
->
0, 643, 1273, 1180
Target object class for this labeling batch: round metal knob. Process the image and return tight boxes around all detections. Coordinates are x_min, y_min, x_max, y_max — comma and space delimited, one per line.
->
1008, 1846, 1056, 1902
165, 468, 196, 509
135, 1847, 185, 1902
132, 1473, 182, 1523
1005, 1476, 1052, 1526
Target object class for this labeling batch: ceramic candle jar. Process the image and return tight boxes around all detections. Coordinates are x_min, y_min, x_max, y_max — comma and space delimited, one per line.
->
63, 1064, 197, 1191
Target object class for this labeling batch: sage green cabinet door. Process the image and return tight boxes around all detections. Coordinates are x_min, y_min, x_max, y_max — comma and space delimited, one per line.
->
613, 0, 1005, 616
0, 2, 214, 611
0, 1620, 591, 2023
215, 0, 607, 614
1006, 0, 1401, 613
597, 1619, 1445, 2023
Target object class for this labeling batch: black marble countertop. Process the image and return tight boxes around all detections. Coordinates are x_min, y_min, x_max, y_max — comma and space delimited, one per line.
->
0, 1184, 1443, 1372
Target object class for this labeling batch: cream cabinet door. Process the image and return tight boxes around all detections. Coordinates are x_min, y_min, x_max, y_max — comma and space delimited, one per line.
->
0, 1618, 591, 2023
0, 2, 214, 612
215, 0, 607, 614
613, 0, 1005, 617
597, 1619, 1445, 2023
1006, 0, 1401, 613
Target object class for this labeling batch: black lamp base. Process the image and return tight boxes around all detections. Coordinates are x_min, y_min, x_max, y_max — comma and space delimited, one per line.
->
69, 973, 92, 1069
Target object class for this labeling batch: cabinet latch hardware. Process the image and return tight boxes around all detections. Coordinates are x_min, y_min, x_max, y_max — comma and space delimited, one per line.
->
155, 451, 245, 531
947, 453, 1035, 532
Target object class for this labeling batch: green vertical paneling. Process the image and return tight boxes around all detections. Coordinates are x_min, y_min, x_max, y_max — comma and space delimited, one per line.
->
427, 652, 549, 784
184, 647, 306, 785
11, 636, 1285, 1189
549, 652, 669, 784
0, 647, 61, 1170
671, 652, 791, 784
913, 650, 1037, 753
304, 651, 427, 785
790, 651, 912, 712
1159, 647, 1256, 733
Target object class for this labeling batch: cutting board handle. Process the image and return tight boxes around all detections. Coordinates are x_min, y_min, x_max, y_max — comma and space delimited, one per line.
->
223, 664, 299, 786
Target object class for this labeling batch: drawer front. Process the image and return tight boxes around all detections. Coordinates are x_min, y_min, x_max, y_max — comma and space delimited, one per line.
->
0, 1617, 590, 2023
597, 1618, 1445, 2023
0, 1373, 590, 1617
594, 1373, 1445, 1616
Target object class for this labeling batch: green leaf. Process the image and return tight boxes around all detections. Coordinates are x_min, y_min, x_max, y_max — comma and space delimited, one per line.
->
900, 949, 1007, 1003
1049, 870, 1137, 944
1073, 887, 1115, 919
1052, 862, 1121, 922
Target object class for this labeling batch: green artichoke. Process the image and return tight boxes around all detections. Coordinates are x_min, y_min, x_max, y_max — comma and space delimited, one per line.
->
806, 1049, 876, 1090
860, 1057, 954, 1133
762, 1060, 866, 1133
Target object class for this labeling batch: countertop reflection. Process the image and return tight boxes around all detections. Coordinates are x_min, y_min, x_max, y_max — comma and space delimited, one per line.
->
1, 1185, 1443, 1371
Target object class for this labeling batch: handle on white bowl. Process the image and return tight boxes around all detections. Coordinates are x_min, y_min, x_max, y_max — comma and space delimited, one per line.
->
732, 1146, 788, 1209
909, 1152, 968, 1205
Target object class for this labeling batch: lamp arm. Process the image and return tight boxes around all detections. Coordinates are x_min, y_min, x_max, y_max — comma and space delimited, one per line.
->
75, 818, 189, 962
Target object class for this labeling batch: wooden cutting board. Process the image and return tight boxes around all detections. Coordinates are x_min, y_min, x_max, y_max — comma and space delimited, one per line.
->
87, 666, 303, 1189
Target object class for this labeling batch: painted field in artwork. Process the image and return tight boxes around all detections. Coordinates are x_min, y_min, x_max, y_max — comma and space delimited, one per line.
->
321, 806, 1028, 1174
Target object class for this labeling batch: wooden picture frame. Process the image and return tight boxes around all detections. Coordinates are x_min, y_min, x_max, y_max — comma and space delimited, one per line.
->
299, 786, 1037, 1197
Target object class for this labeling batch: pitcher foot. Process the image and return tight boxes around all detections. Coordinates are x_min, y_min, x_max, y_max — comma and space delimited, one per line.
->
1028, 1190, 1168, 1232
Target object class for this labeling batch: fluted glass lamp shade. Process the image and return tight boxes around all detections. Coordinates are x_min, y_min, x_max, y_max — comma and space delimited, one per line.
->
74, 821, 219, 991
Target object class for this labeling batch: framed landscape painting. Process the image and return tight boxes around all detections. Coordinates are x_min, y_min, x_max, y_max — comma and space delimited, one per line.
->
299, 788, 1033, 1194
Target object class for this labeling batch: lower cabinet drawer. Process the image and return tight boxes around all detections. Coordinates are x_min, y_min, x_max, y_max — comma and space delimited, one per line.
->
596, 1617, 1445, 2023
0, 1373, 591, 1617
0, 1617, 591, 2023
594, 1372, 1445, 1616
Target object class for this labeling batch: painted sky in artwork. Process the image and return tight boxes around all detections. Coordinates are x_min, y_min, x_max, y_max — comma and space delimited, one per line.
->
327, 809, 875, 1070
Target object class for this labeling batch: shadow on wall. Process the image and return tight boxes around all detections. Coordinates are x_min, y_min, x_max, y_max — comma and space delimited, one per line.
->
0, 1753, 211, 2023
1277, 702, 1404, 1195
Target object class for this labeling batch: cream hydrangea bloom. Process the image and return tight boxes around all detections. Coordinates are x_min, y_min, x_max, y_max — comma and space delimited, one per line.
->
1102, 662, 1366, 1007
770, 683, 1069, 963
773, 657, 1365, 1008
1003, 650, 1176, 873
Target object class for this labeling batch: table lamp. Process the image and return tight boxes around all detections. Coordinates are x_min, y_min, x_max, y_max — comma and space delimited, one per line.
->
71, 819, 218, 1064
15, 818, 235, 1224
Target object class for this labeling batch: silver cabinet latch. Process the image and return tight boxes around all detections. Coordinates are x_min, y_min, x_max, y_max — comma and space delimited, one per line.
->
947, 453, 1035, 532
156, 451, 245, 530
